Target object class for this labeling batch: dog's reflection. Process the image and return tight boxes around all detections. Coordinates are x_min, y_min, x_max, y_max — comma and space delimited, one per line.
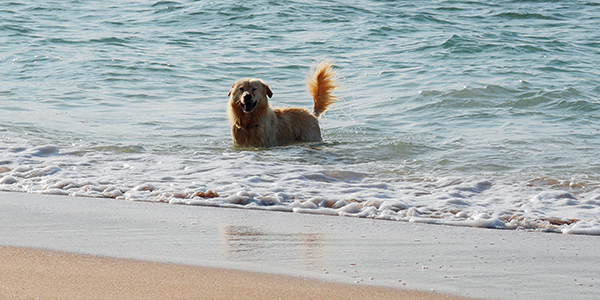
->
220, 225, 325, 270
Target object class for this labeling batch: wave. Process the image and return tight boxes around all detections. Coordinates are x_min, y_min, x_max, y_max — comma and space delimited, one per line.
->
1, 139, 600, 235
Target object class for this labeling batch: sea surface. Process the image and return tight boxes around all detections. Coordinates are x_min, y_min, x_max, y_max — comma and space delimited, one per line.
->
2, 0, 600, 235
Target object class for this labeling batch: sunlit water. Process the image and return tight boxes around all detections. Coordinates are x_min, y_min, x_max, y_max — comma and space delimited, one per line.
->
2, 0, 600, 234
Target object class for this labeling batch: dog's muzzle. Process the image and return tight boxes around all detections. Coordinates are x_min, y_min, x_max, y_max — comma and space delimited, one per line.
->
241, 93, 256, 113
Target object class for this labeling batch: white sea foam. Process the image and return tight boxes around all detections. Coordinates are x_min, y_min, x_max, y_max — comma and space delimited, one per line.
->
1, 142, 599, 235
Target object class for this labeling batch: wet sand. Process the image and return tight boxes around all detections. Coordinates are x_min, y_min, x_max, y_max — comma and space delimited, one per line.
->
1, 191, 599, 299
1, 246, 468, 299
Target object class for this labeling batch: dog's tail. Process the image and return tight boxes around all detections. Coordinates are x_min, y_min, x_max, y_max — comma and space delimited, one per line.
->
306, 61, 338, 118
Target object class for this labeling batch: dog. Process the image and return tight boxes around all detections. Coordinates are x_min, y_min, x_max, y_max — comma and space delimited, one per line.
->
227, 61, 338, 148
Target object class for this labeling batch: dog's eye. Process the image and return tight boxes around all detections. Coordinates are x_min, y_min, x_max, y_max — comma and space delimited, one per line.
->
239, 87, 244, 92
252, 87, 257, 92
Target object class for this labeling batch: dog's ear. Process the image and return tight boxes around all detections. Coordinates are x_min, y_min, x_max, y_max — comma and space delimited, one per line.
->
262, 82, 273, 98
227, 83, 235, 97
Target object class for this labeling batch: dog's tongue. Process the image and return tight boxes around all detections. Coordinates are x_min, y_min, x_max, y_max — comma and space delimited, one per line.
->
242, 103, 250, 112
241, 102, 255, 113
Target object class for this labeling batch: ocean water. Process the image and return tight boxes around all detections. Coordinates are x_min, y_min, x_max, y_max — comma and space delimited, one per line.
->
2, 0, 600, 235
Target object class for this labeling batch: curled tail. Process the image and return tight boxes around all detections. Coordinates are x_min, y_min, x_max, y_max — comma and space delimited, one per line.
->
306, 61, 338, 118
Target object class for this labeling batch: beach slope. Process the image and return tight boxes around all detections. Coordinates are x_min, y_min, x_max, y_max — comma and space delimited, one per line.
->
1, 191, 598, 299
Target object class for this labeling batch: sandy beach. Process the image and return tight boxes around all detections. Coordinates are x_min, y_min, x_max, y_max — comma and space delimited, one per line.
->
1, 191, 598, 299
1, 246, 468, 300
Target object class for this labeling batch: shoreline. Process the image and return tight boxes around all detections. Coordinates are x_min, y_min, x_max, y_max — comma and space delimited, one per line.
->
1, 191, 599, 299
1, 246, 469, 300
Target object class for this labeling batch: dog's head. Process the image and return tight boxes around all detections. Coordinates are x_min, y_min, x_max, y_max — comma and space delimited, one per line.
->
228, 78, 273, 113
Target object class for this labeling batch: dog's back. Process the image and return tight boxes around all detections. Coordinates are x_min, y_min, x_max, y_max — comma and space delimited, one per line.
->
273, 107, 321, 145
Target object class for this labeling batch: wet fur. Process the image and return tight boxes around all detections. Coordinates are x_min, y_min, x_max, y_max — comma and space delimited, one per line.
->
227, 62, 338, 148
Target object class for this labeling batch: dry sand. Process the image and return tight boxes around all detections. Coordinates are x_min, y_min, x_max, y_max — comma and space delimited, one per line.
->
1, 246, 469, 300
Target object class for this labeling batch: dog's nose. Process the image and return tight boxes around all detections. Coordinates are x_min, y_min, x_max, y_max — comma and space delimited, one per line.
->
243, 93, 252, 102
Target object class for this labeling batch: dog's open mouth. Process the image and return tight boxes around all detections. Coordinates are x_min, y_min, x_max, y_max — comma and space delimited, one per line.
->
241, 101, 257, 113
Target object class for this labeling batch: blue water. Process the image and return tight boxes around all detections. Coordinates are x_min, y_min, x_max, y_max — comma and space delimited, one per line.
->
2, 0, 600, 234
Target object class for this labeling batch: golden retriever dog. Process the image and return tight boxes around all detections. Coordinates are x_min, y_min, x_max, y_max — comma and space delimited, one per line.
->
227, 61, 338, 148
